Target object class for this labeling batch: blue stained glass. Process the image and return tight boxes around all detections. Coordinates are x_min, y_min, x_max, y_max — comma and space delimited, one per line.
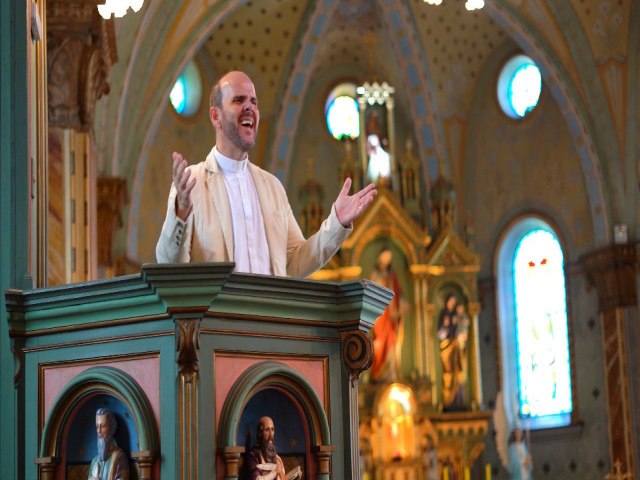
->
507, 63, 541, 118
326, 95, 359, 140
513, 229, 572, 419
170, 76, 187, 114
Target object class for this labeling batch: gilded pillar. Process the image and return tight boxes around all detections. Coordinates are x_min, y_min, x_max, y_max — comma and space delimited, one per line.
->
467, 301, 482, 409
582, 244, 638, 479
410, 266, 431, 379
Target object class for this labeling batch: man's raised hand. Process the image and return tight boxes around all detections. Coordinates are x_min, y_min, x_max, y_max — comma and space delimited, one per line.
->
172, 152, 196, 221
334, 178, 377, 227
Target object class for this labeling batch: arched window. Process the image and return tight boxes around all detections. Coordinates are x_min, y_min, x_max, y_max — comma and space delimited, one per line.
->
496, 217, 573, 429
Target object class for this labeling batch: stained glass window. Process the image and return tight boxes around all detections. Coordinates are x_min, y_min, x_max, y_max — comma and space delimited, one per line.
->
513, 229, 572, 422
325, 83, 360, 141
169, 60, 202, 117
497, 54, 542, 119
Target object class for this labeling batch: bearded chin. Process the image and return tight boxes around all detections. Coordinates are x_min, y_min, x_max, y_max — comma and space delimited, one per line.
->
97, 437, 108, 461
263, 439, 277, 463
222, 117, 256, 151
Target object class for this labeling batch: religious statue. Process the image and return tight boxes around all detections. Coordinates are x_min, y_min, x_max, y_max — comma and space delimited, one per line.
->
88, 408, 129, 480
366, 134, 391, 183
369, 247, 405, 382
508, 427, 533, 480
437, 294, 467, 410
493, 391, 534, 480
244, 416, 302, 480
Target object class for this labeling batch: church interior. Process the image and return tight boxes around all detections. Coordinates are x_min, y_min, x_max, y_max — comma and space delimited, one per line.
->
1, 0, 639, 479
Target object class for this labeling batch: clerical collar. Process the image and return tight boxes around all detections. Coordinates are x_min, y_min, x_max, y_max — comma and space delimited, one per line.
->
214, 146, 248, 174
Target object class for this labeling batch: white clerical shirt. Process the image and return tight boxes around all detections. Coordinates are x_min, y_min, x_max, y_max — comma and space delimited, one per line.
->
214, 147, 272, 275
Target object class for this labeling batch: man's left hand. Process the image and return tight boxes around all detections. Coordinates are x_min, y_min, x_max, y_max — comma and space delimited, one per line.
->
335, 178, 377, 227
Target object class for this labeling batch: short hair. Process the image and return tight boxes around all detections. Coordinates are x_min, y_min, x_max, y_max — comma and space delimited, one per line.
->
210, 80, 223, 109
96, 407, 118, 435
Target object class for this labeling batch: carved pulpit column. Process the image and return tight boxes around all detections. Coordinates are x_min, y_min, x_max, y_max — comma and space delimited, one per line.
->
340, 328, 374, 480
582, 244, 638, 479
174, 311, 204, 480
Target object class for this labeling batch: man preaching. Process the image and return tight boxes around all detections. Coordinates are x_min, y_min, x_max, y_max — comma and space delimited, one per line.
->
156, 71, 377, 277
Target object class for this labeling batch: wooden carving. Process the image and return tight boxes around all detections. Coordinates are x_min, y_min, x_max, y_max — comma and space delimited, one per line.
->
47, 0, 117, 130
175, 318, 201, 383
340, 329, 374, 384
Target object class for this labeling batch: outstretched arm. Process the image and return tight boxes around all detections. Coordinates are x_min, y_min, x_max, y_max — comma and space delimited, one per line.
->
283, 177, 377, 277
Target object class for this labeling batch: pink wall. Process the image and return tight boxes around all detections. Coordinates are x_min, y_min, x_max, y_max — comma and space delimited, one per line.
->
42, 355, 161, 429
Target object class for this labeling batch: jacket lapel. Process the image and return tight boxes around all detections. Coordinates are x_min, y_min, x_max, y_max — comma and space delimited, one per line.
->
249, 164, 278, 273
206, 149, 233, 260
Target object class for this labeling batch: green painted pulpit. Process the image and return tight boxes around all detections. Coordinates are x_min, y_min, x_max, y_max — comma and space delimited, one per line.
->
6, 263, 392, 480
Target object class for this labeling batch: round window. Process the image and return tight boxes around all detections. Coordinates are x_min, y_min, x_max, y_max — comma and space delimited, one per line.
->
497, 54, 542, 119
325, 83, 360, 140
170, 60, 202, 117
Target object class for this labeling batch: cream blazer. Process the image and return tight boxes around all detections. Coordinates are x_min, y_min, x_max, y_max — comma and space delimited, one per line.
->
156, 147, 351, 278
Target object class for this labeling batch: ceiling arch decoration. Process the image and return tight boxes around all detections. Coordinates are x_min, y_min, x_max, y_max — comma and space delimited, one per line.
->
265, 0, 342, 183
486, 0, 611, 246
545, 0, 627, 221
266, 0, 451, 189
376, 0, 448, 186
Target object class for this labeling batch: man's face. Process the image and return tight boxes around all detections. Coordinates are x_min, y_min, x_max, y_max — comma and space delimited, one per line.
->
212, 72, 259, 158
96, 414, 111, 441
259, 417, 275, 445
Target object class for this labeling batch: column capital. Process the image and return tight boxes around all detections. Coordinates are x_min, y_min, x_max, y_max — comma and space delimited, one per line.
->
581, 244, 637, 312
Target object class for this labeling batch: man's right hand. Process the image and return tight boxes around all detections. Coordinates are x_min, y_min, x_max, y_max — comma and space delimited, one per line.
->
173, 152, 196, 221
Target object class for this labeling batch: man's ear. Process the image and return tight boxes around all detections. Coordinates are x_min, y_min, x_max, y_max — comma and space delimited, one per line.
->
209, 106, 219, 127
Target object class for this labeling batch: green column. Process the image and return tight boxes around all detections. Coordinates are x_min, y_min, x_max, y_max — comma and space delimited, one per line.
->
1, 0, 31, 479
